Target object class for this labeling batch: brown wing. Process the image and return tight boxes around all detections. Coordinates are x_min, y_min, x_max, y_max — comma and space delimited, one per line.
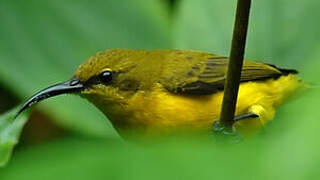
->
160, 53, 294, 95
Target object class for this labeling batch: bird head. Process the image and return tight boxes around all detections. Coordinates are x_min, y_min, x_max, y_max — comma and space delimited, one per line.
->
16, 49, 155, 118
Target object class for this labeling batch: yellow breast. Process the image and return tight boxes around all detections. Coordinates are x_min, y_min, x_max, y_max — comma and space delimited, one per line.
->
107, 75, 303, 139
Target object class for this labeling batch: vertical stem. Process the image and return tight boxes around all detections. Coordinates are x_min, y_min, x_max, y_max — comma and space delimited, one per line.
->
219, 0, 252, 130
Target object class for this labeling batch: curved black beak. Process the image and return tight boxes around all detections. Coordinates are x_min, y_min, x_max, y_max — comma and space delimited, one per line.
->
16, 78, 84, 118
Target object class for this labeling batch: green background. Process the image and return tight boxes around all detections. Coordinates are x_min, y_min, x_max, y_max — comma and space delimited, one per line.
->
1, 0, 320, 179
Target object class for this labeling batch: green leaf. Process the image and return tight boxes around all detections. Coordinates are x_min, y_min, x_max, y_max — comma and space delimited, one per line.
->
0, 0, 171, 137
0, 137, 265, 180
0, 108, 29, 167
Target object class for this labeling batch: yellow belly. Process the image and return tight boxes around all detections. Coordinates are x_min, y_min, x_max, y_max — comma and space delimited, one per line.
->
111, 75, 303, 138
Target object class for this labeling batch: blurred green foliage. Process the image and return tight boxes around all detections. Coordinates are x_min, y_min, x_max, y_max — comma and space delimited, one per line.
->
1, 0, 320, 179
0, 108, 29, 167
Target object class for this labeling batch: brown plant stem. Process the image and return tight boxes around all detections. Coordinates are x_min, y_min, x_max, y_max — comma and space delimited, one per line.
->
219, 0, 252, 130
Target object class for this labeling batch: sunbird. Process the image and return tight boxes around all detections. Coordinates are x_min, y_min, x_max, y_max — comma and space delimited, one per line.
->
16, 49, 304, 140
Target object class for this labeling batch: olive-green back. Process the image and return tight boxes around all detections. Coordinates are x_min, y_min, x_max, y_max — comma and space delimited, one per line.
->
76, 49, 294, 95
157, 50, 286, 94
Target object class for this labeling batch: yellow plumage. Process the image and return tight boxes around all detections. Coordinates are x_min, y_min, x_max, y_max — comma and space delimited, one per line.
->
75, 49, 305, 140
83, 73, 302, 139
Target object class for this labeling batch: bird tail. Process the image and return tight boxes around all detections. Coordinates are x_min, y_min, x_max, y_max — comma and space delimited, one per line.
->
265, 63, 298, 75
277, 68, 299, 75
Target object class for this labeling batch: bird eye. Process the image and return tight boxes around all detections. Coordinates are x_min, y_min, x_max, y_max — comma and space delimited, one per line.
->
99, 70, 113, 85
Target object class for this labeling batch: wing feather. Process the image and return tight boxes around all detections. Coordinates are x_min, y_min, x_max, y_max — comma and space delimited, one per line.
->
160, 52, 289, 95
